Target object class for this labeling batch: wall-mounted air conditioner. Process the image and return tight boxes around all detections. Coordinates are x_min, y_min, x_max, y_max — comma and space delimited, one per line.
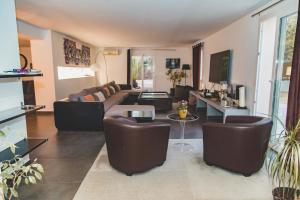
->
103, 49, 120, 55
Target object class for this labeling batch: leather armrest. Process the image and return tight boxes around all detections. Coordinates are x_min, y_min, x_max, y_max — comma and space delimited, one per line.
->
225, 116, 263, 124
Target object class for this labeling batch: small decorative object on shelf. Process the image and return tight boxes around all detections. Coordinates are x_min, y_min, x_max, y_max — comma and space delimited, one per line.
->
177, 100, 188, 119
0, 68, 43, 78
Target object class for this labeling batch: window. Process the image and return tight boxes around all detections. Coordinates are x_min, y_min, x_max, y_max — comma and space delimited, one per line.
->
273, 13, 297, 134
57, 66, 95, 80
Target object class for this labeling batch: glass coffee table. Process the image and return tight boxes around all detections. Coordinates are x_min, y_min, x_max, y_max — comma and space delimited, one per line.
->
167, 113, 199, 152
138, 92, 173, 112
124, 110, 154, 123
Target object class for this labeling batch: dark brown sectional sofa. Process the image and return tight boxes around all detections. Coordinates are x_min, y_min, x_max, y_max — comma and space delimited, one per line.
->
54, 82, 132, 131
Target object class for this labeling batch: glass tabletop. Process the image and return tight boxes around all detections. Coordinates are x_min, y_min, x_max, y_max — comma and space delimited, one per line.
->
140, 92, 170, 99
167, 113, 199, 122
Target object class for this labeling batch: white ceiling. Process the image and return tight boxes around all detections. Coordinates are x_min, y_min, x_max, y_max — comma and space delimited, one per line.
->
15, 0, 271, 47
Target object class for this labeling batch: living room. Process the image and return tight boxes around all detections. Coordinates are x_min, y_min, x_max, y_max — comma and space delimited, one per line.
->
0, 0, 300, 200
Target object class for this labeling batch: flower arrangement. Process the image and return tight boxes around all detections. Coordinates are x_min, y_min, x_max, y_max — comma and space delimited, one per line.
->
166, 69, 185, 88
177, 100, 188, 119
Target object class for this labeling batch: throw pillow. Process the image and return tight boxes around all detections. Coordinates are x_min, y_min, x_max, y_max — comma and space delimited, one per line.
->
81, 95, 95, 102
102, 87, 111, 97
108, 86, 116, 95
115, 84, 121, 91
94, 91, 106, 102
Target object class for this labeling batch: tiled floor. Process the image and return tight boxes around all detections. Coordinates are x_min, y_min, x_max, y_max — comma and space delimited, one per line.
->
18, 113, 106, 200
17, 108, 216, 200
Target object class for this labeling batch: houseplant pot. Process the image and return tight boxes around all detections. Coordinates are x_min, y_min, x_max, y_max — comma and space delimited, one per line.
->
272, 187, 300, 200
267, 118, 300, 200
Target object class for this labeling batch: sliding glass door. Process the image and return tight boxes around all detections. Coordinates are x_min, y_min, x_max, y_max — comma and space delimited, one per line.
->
131, 56, 154, 90
272, 13, 297, 135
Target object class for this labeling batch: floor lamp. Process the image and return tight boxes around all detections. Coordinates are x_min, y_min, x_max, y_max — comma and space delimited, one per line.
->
90, 50, 109, 84
182, 64, 190, 86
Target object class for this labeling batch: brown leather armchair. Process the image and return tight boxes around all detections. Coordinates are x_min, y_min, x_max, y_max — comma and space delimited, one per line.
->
202, 116, 273, 176
103, 116, 170, 176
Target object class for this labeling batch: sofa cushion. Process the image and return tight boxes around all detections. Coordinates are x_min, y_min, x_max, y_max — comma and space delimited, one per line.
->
69, 91, 87, 102
103, 92, 129, 111
110, 81, 121, 92
94, 91, 106, 102
100, 87, 111, 98
83, 86, 102, 94
108, 85, 116, 95
81, 95, 96, 102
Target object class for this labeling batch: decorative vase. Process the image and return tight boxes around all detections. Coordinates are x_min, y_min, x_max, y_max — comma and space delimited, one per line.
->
178, 109, 188, 119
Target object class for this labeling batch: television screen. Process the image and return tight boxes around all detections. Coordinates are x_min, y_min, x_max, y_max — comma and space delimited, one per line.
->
166, 58, 180, 69
209, 50, 231, 83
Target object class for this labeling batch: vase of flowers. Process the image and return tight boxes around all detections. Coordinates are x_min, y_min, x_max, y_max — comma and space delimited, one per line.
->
177, 100, 188, 119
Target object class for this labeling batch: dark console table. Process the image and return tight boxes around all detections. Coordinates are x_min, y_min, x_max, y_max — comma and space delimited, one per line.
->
190, 90, 249, 123
138, 92, 172, 112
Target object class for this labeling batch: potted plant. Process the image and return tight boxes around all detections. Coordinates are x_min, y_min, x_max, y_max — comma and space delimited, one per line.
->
267, 118, 300, 200
166, 69, 185, 96
0, 127, 44, 200
177, 100, 188, 119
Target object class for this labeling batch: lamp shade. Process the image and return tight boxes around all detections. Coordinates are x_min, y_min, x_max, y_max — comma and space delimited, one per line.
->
182, 64, 190, 70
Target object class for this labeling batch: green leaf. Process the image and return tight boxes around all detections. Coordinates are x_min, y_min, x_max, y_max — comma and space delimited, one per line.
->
24, 178, 29, 185
0, 130, 6, 136
33, 164, 44, 173
34, 171, 42, 180
10, 188, 18, 198
28, 176, 36, 184
16, 176, 22, 186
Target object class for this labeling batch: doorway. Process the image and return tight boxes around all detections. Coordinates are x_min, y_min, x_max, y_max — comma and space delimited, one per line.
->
254, 17, 277, 116
131, 55, 154, 90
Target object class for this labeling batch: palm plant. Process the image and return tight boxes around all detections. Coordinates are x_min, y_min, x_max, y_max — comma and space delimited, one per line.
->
0, 127, 44, 200
267, 118, 300, 199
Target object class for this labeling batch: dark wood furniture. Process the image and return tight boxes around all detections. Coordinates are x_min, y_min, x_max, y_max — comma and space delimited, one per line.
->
202, 116, 273, 176
137, 92, 172, 112
174, 85, 193, 101
103, 116, 170, 176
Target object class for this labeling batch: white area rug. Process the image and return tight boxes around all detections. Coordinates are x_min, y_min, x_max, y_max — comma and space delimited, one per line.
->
73, 139, 273, 200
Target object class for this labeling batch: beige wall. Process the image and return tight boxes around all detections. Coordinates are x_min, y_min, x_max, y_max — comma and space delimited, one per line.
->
31, 31, 56, 111
199, 0, 298, 114
30, 30, 97, 111
97, 47, 193, 91
201, 15, 260, 113
51, 31, 97, 100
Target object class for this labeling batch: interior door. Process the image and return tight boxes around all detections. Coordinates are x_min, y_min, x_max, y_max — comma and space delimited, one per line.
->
254, 17, 277, 116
